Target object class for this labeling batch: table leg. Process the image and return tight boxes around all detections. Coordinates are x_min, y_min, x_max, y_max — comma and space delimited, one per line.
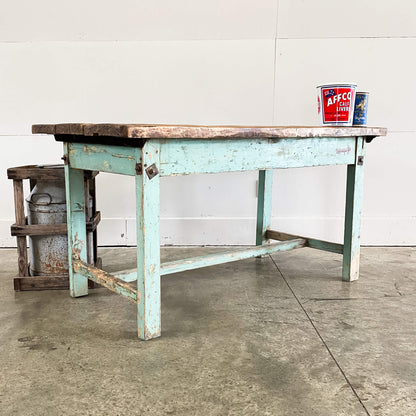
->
136, 143, 161, 340
64, 144, 88, 297
256, 169, 273, 246
342, 137, 366, 281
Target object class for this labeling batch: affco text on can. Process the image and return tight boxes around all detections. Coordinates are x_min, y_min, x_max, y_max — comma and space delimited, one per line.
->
317, 83, 357, 126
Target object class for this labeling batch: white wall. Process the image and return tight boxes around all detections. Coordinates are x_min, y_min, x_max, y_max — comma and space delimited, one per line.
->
0, 1, 415, 246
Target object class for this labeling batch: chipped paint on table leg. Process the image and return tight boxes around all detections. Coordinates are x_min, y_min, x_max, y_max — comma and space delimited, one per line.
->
136, 141, 161, 340
64, 143, 88, 297
343, 137, 365, 282
256, 169, 273, 247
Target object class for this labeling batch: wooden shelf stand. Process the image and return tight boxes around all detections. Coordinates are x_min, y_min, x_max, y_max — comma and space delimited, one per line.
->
7, 164, 101, 291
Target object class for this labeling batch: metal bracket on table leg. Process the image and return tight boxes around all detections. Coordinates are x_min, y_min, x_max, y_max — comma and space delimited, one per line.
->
145, 164, 159, 179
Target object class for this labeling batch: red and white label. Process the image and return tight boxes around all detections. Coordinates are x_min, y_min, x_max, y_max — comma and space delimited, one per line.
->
321, 87, 354, 123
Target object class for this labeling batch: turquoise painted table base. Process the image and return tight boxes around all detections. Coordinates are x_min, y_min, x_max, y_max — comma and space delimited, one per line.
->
32, 124, 387, 340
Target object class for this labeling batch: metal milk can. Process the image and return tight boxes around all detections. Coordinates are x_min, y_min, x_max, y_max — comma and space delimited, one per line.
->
26, 179, 68, 276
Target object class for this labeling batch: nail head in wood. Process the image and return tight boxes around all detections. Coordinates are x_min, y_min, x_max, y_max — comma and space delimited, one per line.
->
135, 163, 143, 175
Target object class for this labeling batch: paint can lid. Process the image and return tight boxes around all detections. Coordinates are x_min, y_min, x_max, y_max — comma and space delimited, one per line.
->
317, 83, 357, 88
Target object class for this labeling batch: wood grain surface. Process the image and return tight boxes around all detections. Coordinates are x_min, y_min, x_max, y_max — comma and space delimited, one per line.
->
32, 123, 387, 139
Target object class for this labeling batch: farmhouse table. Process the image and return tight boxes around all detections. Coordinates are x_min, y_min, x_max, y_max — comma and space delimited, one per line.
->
32, 123, 387, 340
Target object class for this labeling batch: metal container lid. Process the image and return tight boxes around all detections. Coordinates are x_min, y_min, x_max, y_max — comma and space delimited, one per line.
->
26, 179, 66, 206
317, 83, 357, 88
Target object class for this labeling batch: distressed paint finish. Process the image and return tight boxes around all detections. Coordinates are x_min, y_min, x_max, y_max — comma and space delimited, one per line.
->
114, 268, 137, 282
64, 143, 88, 297
161, 239, 306, 275
67, 142, 139, 175
136, 140, 161, 340
73, 259, 138, 302
114, 239, 306, 279
158, 137, 356, 175
343, 137, 366, 281
51, 135, 359, 178
256, 169, 273, 246
266, 230, 344, 254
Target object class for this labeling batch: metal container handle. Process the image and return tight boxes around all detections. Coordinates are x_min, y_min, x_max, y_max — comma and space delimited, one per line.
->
29, 193, 52, 206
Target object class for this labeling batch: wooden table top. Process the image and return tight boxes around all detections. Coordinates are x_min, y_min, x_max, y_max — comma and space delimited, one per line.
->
33, 124, 387, 140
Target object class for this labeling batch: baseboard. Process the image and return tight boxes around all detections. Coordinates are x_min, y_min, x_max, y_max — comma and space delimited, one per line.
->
2, 217, 416, 247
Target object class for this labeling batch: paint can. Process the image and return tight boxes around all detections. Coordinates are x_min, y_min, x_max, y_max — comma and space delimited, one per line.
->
353, 92, 369, 126
317, 83, 356, 126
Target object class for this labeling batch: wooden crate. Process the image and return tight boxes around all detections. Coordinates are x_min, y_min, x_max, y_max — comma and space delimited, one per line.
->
7, 165, 101, 291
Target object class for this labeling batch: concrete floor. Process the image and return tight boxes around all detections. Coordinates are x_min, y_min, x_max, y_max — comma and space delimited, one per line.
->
0, 247, 415, 416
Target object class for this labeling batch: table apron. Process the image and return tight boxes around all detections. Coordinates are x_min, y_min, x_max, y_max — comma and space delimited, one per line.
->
159, 137, 357, 175
66, 143, 140, 175
65, 137, 358, 176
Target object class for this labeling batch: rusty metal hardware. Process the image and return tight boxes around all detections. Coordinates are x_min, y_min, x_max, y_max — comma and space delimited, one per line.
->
61, 155, 68, 165
135, 163, 143, 175
357, 156, 364, 165
145, 164, 159, 179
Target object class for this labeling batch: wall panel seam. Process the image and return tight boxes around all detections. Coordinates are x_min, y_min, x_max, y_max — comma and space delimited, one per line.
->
0, 38, 277, 45
276, 36, 416, 40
